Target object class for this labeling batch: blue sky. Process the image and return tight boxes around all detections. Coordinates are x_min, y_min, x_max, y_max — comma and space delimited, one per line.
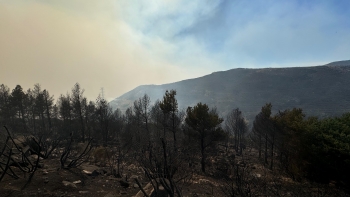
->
1, 0, 349, 100
120, 0, 350, 68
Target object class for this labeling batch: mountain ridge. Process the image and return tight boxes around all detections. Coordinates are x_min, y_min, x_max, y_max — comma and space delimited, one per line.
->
110, 60, 350, 123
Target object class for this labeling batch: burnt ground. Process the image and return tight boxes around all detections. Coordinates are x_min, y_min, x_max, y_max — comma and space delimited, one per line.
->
0, 157, 223, 197
0, 147, 348, 197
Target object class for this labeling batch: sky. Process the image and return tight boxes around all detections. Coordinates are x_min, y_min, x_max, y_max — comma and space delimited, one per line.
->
1, 0, 350, 102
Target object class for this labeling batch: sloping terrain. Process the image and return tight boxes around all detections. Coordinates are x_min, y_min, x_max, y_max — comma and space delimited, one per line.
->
110, 60, 350, 123
1, 143, 346, 197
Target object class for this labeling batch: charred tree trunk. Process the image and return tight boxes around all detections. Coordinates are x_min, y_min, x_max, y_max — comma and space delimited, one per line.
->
264, 133, 268, 165
200, 137, 206, 173
44, 96, 52, 131
270, 135, 275, 170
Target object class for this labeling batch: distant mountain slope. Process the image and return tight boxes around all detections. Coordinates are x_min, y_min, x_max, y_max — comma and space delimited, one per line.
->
109, 60, 350, 123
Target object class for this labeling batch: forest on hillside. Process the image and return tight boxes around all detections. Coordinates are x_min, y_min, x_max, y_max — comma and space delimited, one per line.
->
0, 83, 349, 196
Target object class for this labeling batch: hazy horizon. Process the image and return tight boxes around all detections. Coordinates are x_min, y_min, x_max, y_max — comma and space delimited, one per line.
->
1, 0, 350, 101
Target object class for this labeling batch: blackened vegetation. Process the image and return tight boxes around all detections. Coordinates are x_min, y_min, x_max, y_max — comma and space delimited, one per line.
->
0, 126, 41, 189
137, 138, 192, 197
0, 82, 350, 196
60, 136, 93, 169
250, 104, 350, 191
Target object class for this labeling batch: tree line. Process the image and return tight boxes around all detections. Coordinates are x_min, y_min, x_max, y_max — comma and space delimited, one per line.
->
0, 83, 112, 143
251, 103, 350, 188
1, 83, 349, 191
0, 84, 231, 173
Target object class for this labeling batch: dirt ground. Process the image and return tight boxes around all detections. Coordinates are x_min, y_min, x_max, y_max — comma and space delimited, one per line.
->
1, 147, 348, 197
0, 155, 225, 197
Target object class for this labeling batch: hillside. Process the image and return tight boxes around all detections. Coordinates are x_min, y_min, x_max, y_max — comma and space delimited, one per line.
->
109, 60, 350, 123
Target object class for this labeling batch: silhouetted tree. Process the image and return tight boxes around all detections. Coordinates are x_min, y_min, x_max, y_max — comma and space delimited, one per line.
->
0, 84, 12, 127
84, 101, 96, 140
123, 106, 139, 147
58, 93, 73, 137
150, 99, 164, 139
225, 108, 247, 154
110, 108, 124, 141
251, 103, 273, 166
33, 84, 47, 133
273, 108, 305, 177
133, 94, 151, 135
160, 90, 184, 149
185, 103, 225, 173
71, 83, 87, 142
303, 113, 350, 186
129, 94, 155, 147
10, 85, 27, 132
95, 95, 112, 145
25, 88, 36, 134
42, 89, 54, 132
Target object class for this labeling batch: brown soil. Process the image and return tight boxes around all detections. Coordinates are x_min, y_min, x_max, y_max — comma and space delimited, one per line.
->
0, 155, 224, 197
0, 148, 347, 197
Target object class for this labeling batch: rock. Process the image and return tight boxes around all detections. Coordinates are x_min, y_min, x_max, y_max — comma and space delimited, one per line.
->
150, 186, 169, 197
28, 154, 39, 161
11, 148, 21, 155
199, 179, 210, 184
21, 145, 32, 157
255, 173, 261, 178
104, 192, 115, 197
81, 163, 99, 171
84, 169, 100, 177
62, 181, 77, 188
129, 175, 138, 179
73, 180, 82, 184
10, 155, 20, 161
82, 169, 92, 175
134, 182, 153, 197
9, 160, 28, 168
133, 183, 139, 188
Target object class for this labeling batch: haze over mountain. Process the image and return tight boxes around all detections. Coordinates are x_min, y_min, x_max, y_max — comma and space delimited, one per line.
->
110, 60, 350, 123
2, 1, 350, 102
